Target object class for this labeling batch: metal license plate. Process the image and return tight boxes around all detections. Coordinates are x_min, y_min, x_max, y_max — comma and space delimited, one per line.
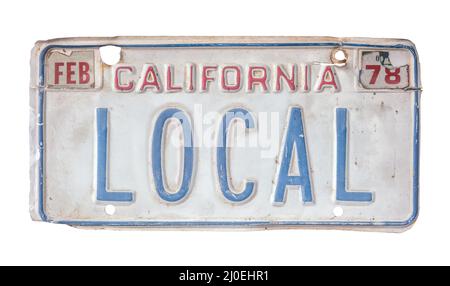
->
30, 37, 421, 230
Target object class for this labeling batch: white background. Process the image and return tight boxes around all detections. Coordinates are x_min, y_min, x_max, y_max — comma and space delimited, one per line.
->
0, 0, 448, 266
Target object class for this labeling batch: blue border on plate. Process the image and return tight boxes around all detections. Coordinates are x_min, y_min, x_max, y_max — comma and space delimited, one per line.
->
36, 41, 420, 227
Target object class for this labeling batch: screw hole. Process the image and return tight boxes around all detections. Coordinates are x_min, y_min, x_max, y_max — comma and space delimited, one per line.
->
105, 205, 116, 216
331, 49, 348, 65
333, 206, 344, 217
99, 45, 121, 65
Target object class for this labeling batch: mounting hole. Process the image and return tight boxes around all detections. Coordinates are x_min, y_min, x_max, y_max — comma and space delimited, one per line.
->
333, 206, 344, 217
105, 205, 116, 216
331, 49, 348, 65
100, 45, 121, 65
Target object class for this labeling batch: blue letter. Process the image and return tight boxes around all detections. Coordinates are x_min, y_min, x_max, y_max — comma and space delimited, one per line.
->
217, 108, 256, 202
152, 108, 194, 202
96, 108, 133, 202
336, 108, 373, 202
272, 107, 312, 204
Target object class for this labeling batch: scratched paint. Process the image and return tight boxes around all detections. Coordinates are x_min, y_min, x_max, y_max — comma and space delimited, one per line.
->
29, 37, 421, 231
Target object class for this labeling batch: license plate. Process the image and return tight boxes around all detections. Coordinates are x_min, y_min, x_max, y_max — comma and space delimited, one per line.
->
30, 37, 421, 230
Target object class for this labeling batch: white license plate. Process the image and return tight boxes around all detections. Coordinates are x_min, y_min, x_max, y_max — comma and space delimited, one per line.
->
30, 37, 421, 230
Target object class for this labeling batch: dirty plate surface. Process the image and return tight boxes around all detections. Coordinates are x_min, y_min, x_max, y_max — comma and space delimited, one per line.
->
30, 37, 421, 230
